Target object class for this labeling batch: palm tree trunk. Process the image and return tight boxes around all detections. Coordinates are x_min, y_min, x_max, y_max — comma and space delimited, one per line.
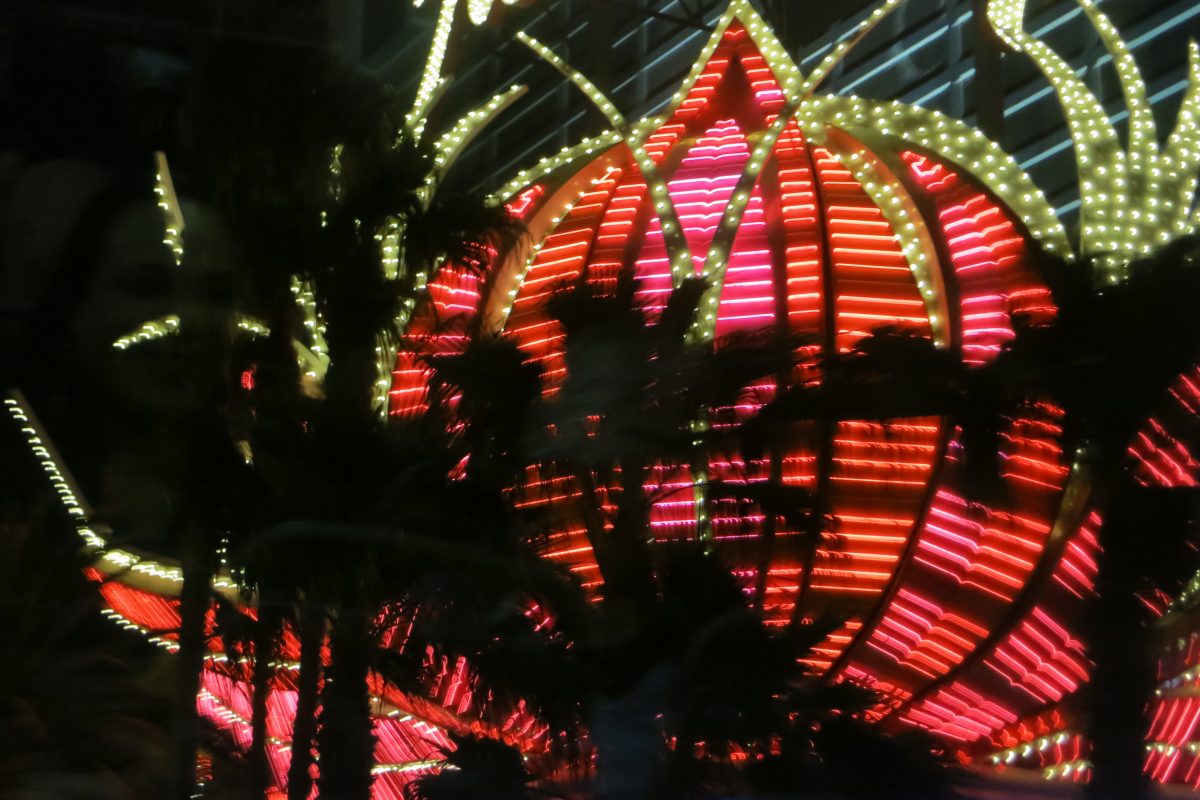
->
754, 445, 784, 613
971, 0, 1005, 141
249, 604, 282, 798
172, 523, 214, 800
576, 464, 655, 614
287, 604, 325, 800
615, 457, 656, 609
1085, 559, 1153, 800
316, 605, 376, 800
791, 419, 832, 628
1085, 486, 1194, 800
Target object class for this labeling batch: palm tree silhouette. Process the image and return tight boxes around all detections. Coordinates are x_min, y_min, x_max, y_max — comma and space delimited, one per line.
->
744, 237, 1200, 798
424, 277, 964, 798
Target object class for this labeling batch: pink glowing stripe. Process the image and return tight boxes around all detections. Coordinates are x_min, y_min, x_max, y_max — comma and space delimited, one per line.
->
900, 682, 1020, 742
505, 184, 545, 220
894, 509, 1102, 746
1130, 412, 1200, 488
634, 120, 752, 314
1053, 512, 1101, 598
717, 198, 774, 338
901, 151, 1055, 365
983, 607, 1089, 704
844, 404, 1069, 708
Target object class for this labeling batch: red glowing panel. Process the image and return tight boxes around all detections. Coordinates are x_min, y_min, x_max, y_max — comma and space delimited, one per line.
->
999, 403, 1069, 492
1053, 512, 1100, 600
390, 262, 489, 418
508, 167, 625, 395
894, 506, 1100, 745
1130, 366, 1200, 487
773, 120, 825, 382
585, 171, 652, 295
94, 577, 183, 633
840, 404, 1069, 714
1145, 695, 1200, 785
647, 462, 700, 543
660, 28, 740, 133
902, 151, 1055, 365
802, 418, 942, 666
982, 607, 1088, 704
813, 144, 930, 352
867, 585, 990, 680
734, 39, 786, 118
515, 463, 600, 587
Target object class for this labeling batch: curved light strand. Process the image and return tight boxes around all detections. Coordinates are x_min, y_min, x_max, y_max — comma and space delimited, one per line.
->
822, 131, 951, 347
494, 129, 624, 202
807, 95, 1071, 254
984, 0, 1200, 273
689, 0, 909, 341
986, 0, 1124, 266
407, 0, 460, 139
516, 31, 697, 285
1167, 42, 1200, 237
433, 85, 529, 181
153, 151, 185, 266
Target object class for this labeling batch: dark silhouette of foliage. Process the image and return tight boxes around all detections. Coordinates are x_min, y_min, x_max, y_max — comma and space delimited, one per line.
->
0, 414, 170, 799
427, 279, 964, 799
407, 734, 533, 800
734, 237, 1200, 799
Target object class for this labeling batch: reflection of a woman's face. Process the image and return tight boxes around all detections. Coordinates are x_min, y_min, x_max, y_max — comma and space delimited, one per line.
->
74, 198, 234, 417
67, 195, 237, 550
74, 201, 176, 383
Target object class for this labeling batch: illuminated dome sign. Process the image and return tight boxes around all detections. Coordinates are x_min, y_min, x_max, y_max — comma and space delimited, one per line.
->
391, 0, 1200, 780
9, 0, 1199, 795
396, 0, 1081, 736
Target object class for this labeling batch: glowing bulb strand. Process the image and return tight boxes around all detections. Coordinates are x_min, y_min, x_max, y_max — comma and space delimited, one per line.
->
407, 0, 459, 139
516, 31, 696, 287
986, 0, 1130, 268
808, 95, 1071, 255
113, 315, 181, 350
1163, 42, 1200, 239
3, 392, 193, 588
153, 151, 185, 266
494, 129, 624, 202
801, 0, 908, 98
1076, 0, 1156, 162
417, 0, 520, 26
433, 84, 528, 182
